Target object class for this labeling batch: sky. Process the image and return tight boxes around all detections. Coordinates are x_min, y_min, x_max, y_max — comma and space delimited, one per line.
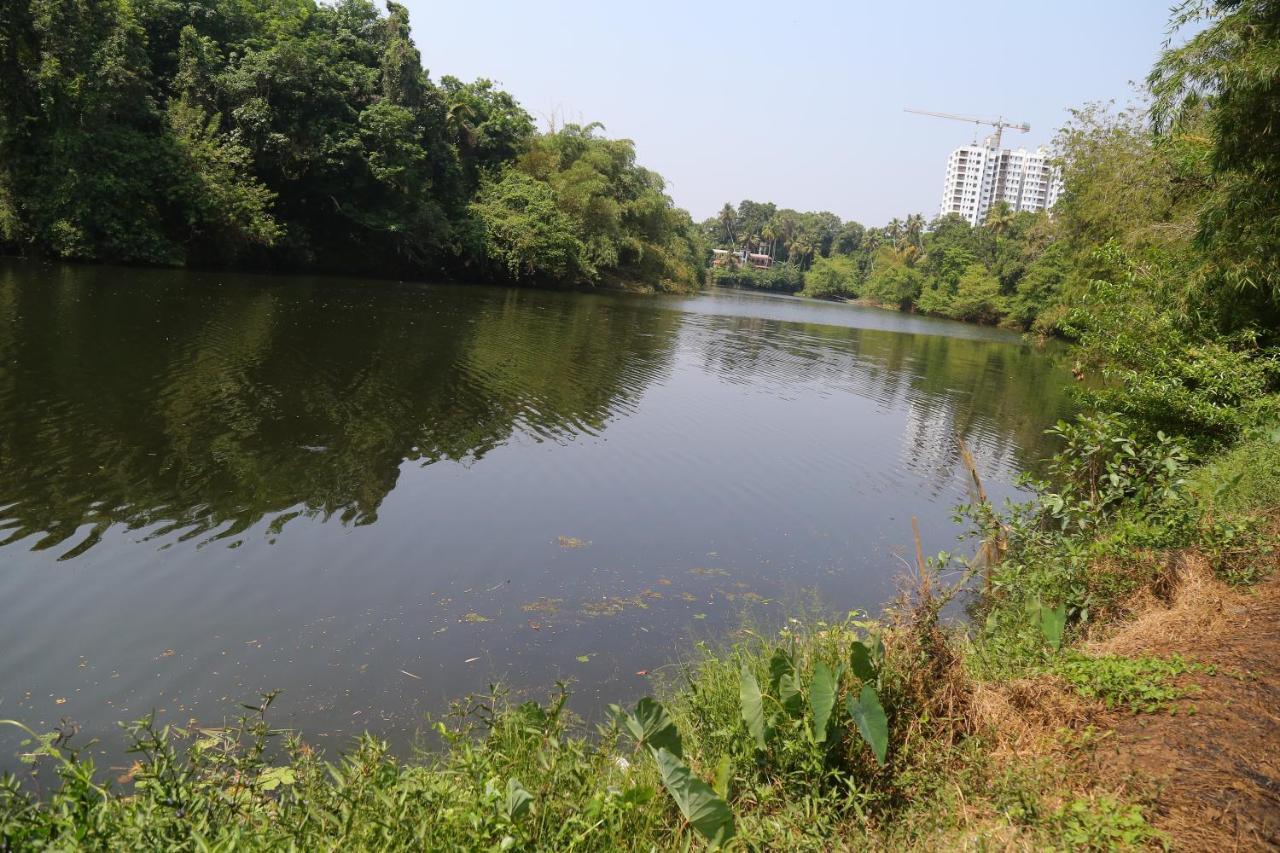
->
402, 0, 1183, 225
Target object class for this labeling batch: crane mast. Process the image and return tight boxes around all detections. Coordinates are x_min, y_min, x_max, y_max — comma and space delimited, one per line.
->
904, 108, 1030, 151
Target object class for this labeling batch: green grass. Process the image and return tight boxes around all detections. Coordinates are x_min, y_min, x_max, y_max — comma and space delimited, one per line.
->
1049, 652, 1203, 713
1191, 427, 1280, 517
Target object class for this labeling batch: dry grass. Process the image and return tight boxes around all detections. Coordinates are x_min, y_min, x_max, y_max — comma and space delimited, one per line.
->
1083, 546, 1280, 850
1087, 552, 1231, 658
970, 675, 1108, 758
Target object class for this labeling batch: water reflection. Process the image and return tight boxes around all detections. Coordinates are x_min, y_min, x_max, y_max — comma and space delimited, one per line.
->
0, 261, 681, 557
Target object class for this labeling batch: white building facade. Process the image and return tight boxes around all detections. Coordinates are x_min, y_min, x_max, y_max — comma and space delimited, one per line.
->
939, 139, 1061, 226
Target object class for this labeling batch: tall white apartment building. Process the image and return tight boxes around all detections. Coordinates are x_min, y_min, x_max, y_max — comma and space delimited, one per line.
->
939, 138, 1061, 226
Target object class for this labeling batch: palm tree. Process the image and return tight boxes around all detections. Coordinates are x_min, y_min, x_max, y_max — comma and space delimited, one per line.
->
444, 96, 478, 156
788, 237, 813, 271
774, 214, 799, 263
886, 217, 904, 246
985, 201, 1014, 238
905, 213, 925, 250
718, 204, 738, 249
985, 201, 1015, 262
761, 222, 778, 260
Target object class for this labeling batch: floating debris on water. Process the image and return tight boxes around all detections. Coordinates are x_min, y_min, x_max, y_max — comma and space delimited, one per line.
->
580, 591, 661, 617
521, 597, 563, 614
461, 612, 490, 623
688, 567, 730, 578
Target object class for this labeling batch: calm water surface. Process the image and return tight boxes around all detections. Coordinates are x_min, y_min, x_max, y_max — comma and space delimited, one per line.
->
0, 259, 1073, 769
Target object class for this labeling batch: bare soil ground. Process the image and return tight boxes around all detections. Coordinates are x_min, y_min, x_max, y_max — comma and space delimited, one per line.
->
1091, 559, 1280, 851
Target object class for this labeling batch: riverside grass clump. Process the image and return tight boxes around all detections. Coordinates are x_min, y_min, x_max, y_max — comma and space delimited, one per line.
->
2, 416, 1277, 849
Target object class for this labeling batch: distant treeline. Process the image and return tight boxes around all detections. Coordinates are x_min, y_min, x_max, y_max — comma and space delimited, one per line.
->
0, 1, 705, 290
704, 88, 1280, 340
703, 201, 1058, 329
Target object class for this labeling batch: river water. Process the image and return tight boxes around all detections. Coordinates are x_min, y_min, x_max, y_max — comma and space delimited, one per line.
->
0, 259, 1073, 769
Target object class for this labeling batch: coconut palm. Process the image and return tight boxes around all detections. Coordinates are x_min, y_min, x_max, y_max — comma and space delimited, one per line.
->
761, 222, 778, 259
905, 213, 925, 250
985, 201, 1015, 237
886, 217, 904, 245
718, 204, 738, 248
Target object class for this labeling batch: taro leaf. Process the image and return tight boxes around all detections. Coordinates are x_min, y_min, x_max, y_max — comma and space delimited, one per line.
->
809, 661, 839, 743
619, 785, 655, 806
768, 647, 794, 695
778, 672, 804, 716
1040, 602, 1067, 650
713, 754, 732, 799
505, 778, 533, 821
871, 633, 885, 667
1026, 597, 1067, 650
622, 697, 682, 758
739, 666, 768, 750
847, 685, 889, 766
653, 747, 735, 848
849, 641, 876, 683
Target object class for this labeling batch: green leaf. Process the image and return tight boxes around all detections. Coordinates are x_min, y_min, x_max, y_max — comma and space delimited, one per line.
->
768, 647, 794, 695
713, 754, 731, 800
1040, 602, 1067, 650
809, 661, 839, 743
257, 766, 295, 791
778, 672, 803, 715
739, 666, 768, 750
653, 747, 735, 848
847, 685, 889, 766
1027, 597, 1068, 650
619, 697, 682, 758
849, 641, 876, 683
504, 778, 533, 821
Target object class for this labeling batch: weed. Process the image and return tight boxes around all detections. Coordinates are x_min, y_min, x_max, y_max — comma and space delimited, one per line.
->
1052, 794, 1166, 850
1050, 652, 1203, 713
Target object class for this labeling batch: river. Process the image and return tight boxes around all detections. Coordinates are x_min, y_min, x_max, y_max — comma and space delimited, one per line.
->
0, 259, 1074, 769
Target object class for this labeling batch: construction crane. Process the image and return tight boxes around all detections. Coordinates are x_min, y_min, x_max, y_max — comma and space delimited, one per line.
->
904, 108, 1030, 151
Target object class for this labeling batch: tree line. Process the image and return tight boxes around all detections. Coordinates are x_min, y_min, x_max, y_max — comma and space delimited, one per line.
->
0, 0, 706, 291
706, 0, 1279, 449
705, 32, 1280, 356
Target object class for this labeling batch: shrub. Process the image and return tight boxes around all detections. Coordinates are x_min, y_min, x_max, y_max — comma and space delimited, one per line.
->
801, 255, 858, 299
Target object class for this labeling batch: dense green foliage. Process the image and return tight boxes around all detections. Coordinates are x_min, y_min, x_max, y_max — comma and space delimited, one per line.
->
0, 0, 703, 290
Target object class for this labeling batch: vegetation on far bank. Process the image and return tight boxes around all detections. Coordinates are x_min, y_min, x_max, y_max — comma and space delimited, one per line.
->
705, 3, 1280, 341
3, 0, 1280, 849
0, 1, 706, 291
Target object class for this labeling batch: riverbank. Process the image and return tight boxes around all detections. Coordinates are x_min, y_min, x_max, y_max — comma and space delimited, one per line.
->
3, 423, 1275, 849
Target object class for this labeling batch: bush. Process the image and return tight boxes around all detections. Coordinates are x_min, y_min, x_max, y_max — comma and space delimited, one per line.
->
862, 259, 924, 309
1066, 248, 1279, 447
709, 261, 804, 293
945, 264, 1008, 324
801, 255, 858, 299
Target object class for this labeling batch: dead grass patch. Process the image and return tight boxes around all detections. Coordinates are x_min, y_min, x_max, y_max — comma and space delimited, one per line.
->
971, 675, 1108, 758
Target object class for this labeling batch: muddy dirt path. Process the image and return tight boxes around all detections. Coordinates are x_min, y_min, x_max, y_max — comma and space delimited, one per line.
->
1093, 567, 1280, 850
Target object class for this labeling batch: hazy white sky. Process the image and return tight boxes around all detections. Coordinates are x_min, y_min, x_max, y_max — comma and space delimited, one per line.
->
402, 1, 1181, 225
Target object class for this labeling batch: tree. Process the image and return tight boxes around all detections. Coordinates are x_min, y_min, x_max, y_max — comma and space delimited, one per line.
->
947, 263, 1007, 324
1149, 0, 1280, 335
802, 255, 858, 299
471, 168, 584, 282
717, 203, 738, 247
863, 247, 923, 308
